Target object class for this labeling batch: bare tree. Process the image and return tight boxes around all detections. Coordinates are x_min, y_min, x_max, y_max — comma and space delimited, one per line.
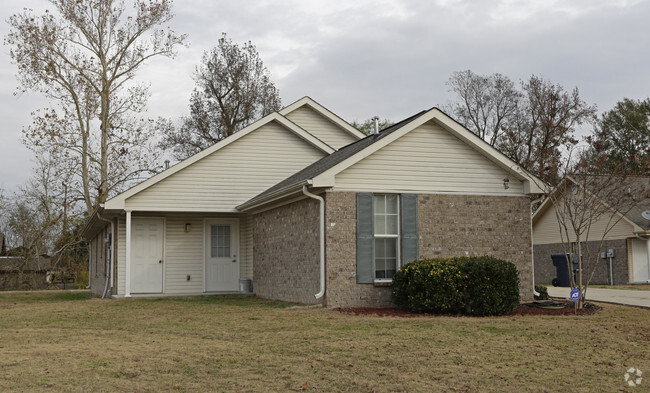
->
6, 0, 186, 211
160, 33, 281, 159
446, 70, 520, 146
539, 152, 649, 308
446, 71, 597, 184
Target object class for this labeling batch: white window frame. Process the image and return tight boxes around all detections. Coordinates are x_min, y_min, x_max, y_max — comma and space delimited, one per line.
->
373, 194, 400, 282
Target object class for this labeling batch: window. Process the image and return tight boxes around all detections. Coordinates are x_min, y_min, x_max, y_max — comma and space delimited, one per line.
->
374, 194, 399, 279
356, 193, 418, 284
211, 225, 231, 258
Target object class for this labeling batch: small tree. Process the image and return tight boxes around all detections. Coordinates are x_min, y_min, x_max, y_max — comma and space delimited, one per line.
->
541, 154, 648, 308
351, 117, 394, 135
161, 33, 281, 160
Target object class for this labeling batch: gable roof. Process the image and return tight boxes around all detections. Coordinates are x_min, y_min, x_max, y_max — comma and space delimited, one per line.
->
104, 112, 335, 210
280, 96, 366, 141
238, 108, 544, 211
533, 175, 650, 233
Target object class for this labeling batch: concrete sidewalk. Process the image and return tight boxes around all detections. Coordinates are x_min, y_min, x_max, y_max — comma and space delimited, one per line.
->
546, 287, 650, 309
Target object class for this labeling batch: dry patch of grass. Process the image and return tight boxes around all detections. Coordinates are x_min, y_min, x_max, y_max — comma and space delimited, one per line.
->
0, 291, 648, 392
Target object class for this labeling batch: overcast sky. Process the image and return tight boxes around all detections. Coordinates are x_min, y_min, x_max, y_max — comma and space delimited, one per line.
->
1, 0, 649, 192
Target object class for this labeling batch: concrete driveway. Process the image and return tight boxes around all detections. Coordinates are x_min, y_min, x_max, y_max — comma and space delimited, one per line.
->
546, 286, 650, 308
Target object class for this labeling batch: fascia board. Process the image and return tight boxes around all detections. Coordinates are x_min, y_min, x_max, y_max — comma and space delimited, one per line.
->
104, 113, 333, 210
280, 96, 365, 140
311, 108, 545, 189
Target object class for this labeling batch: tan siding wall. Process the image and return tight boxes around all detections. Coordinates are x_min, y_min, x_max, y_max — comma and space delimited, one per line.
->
117, 218, 126, 296
333, 122, 525, 195
240, 214, 254, 279
115, 213, 253, 296
125, 121, 326, 212
285, 106, 358, 149
533, 202, 634, 245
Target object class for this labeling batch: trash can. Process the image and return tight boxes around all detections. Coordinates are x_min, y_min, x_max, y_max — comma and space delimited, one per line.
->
239, 278, 252, 294
551, 253, 578, 287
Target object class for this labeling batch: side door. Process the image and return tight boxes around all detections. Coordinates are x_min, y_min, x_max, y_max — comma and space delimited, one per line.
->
205, 219, 239, 292
131, 218, 164, 293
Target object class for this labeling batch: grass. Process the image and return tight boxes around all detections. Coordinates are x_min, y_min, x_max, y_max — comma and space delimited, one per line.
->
0, 291, 648, 392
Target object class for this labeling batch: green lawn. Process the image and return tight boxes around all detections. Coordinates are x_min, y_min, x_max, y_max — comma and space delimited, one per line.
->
0, 291, 648, 392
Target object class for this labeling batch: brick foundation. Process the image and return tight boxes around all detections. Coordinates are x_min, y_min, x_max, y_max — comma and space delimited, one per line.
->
534, 239, 629, 285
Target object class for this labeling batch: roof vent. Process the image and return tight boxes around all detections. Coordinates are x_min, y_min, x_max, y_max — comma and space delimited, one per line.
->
372, 116, 379, 135
164, 159, 170, 170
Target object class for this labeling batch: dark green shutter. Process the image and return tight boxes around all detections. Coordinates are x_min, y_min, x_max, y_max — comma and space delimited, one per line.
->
356, 193, 374, 284
401, 193, 419, 266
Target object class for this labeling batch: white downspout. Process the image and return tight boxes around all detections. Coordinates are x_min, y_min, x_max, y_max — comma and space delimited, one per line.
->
96, 212, 113, 299
302, 185, 325, 300
125, 210, 132, 298
86, 245, 92, 289
530, 196, 544, 297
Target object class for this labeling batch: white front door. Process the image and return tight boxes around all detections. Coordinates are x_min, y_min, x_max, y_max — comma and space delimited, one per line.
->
131, 218, 164, 293
205, 219, 239, 292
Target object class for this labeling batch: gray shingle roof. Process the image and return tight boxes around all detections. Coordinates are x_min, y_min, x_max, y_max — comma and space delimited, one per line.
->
240, 110, 428, 209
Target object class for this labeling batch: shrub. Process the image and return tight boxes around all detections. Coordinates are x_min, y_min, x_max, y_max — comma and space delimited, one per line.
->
392, 258, 464, 314
392, 256, 520, 316
534, 285, 549, 300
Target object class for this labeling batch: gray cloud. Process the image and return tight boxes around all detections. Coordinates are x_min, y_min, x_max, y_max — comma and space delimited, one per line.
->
1, 0, 648, 191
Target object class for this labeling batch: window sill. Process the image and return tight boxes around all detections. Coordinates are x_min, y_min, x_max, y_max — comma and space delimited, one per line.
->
373, 281, 392, 287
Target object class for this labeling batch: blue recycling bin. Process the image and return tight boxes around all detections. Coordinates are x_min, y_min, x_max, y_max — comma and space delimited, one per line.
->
551, 253, 578, 287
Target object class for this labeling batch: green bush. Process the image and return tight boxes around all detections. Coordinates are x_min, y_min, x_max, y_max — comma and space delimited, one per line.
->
534, 285, 549, 300
392, 256, 520, 316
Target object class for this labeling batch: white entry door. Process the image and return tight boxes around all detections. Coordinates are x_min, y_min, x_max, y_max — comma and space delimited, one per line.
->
131, 218, 164, 293
205, 219, 239, 292
631, 239, 649, 282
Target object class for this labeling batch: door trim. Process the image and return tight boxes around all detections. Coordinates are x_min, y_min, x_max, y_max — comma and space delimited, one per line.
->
130, 216, 166, 294
203, 218, 240, 292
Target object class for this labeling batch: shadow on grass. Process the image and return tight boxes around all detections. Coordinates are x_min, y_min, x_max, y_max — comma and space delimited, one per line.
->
0, 290, 94, 303
143, 295, 295, 308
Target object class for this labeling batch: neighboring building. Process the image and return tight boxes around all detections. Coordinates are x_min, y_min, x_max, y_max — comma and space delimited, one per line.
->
82, 97, 543, 307
0, 255, 54, 290
532, 176, 650, 285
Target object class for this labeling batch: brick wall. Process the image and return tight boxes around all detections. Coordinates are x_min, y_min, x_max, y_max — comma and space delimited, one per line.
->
252, 197, 321, 304
533, 239, 629, 285
324, 192, 534, 308
325, 192, 393, 308
418, 194, 533, 300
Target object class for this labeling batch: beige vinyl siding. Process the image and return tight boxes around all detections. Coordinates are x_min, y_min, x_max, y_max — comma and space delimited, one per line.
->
533, 202, 635, 245
115, 213, 253, 296
117, 217, 126, 296
125, 121, 326, 212
240, 214, 254, 279
333, 121, 525, 195
285, 106, 358, 150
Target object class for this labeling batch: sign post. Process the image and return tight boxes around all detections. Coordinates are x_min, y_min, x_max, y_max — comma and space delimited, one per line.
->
570, 287, 581, 314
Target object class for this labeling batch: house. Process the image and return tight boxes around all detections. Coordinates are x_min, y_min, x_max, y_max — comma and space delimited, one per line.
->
532, 176, 650, 285
82, 97, 543, 307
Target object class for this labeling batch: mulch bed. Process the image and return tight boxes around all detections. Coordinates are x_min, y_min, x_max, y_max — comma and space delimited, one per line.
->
335, 301, 602, 317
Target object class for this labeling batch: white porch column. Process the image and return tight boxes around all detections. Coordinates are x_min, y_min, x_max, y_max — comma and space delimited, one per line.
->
125, 210, 132, 297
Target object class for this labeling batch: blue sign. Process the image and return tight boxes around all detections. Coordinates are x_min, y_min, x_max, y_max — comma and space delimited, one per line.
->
570, 288, 581, 302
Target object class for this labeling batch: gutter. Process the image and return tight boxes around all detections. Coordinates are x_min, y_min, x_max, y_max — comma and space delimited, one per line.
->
530, 195, 545, 297
96, 211, 114, 299
237, 181, 309, 212
302, 185, 325, 300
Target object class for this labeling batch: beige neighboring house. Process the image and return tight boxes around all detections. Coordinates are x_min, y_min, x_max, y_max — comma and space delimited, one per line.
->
82, 97, 544, 307
532, 176, 650, 285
